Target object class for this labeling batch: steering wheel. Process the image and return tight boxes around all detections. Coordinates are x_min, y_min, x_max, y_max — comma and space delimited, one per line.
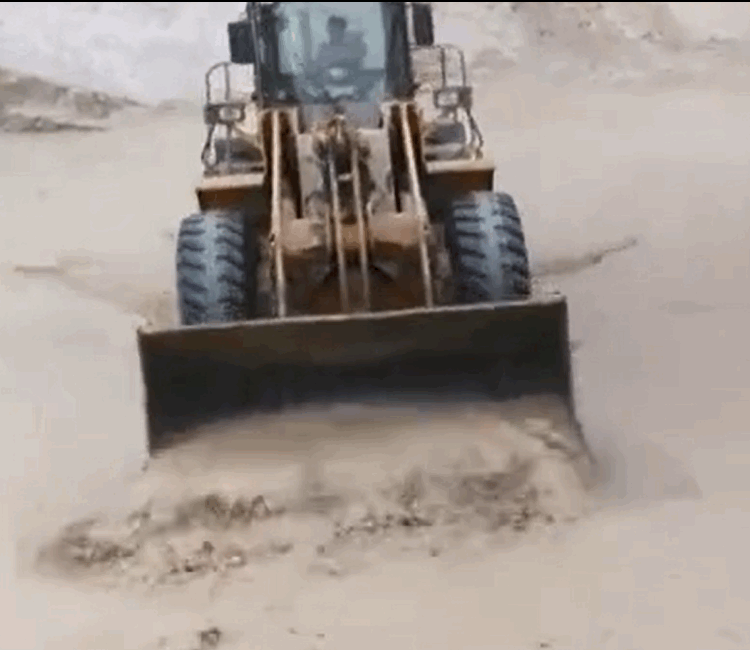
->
299, 65, 376, 103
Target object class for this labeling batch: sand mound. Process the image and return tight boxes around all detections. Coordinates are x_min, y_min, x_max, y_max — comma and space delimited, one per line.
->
433, 2, 750, 89
2, 2, 749, 119
38, 493, 286, 589
0, 66, 141, 133
37, 402, 591, 590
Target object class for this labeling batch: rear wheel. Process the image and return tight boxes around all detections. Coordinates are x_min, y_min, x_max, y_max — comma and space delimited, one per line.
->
176, 210, 258, 325
445, 191, 531, 303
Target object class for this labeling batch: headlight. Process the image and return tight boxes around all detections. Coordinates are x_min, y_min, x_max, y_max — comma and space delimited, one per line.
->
205, 103, 246, 126
329, 67, 348, 81
433, 86, 472, 112
218, 105, 244, 123
434, 88, 460, 110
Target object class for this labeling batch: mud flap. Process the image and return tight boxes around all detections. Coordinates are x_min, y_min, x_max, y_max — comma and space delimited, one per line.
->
138, 294, 584, 458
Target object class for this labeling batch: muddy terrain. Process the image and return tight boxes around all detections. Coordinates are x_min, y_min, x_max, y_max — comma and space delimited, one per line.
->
2, 3, 750, 649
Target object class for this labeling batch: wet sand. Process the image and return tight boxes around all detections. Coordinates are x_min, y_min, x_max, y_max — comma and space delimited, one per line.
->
2, 25, 750, 650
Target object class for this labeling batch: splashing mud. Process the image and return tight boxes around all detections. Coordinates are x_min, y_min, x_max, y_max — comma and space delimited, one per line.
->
36, 398, 591, 591
38, 492, 286, 589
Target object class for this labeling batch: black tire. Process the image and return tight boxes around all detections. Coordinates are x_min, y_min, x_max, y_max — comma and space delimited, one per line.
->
176, 210, 258, 325
445, 191, 531, 302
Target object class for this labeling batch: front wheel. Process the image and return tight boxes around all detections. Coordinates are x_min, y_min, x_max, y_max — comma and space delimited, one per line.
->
176, 210, 258, 326
444, 191, 531, 303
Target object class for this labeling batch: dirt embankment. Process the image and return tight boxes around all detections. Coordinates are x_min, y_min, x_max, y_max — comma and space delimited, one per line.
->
0, 66, 141, 133
3, 2, 750, 130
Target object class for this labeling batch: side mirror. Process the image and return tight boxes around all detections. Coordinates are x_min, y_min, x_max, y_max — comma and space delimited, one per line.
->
413, 3, 435, 47
228, 20, 255, 64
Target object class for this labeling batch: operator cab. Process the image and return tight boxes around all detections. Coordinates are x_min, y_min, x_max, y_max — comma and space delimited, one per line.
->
276, 3, 386, 105
228, 2, 435, 118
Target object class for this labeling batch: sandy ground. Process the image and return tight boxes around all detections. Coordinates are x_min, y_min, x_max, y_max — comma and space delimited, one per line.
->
3, 31, 750, 650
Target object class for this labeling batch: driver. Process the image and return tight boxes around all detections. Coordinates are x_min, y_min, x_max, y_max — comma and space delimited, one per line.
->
314, 15, 368, 74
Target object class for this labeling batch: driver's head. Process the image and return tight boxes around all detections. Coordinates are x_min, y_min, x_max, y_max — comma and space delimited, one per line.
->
327, 15, 347, 45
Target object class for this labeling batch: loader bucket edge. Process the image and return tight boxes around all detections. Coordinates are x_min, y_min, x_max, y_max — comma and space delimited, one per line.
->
137, 295, 583, 456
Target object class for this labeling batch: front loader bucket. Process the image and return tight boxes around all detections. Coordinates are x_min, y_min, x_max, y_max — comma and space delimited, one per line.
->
137, 293, 585, 459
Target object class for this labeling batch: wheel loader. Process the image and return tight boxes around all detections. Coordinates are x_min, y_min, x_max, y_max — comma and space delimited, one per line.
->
137, 1, 589, 463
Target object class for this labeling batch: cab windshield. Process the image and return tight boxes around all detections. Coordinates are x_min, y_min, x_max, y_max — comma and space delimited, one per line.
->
275, 2, 387, 104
